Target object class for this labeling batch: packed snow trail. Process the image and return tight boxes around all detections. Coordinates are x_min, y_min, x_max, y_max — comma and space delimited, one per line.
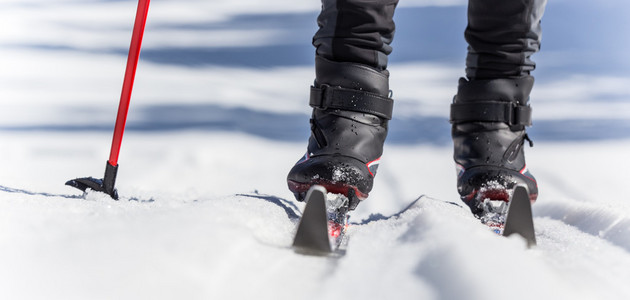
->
1, 134, 630, 300
0, 182, 627, 300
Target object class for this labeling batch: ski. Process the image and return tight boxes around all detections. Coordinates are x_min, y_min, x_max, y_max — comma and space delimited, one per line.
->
291, 184, 535, 255
475, 185, 536, 247
502, 185, 537, 247
292, 185, 349, 256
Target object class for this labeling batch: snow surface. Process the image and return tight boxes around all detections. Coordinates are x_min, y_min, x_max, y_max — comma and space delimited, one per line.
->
1, 0, 630, 299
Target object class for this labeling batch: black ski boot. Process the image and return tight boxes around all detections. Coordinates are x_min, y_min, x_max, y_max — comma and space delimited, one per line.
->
287, 57, 394, 210
450, 76, 538, 220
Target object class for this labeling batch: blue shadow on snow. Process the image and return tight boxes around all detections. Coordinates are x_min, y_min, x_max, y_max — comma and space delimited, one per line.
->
2, 104, 630, 144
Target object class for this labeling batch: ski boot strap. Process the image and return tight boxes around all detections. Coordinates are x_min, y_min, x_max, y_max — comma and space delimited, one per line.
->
450, 101, 532, 127
310, 84, 394, 120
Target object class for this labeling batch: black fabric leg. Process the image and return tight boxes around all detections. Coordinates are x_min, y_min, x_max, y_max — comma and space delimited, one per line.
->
465, 0, 547, 79
313, 0, 399, 70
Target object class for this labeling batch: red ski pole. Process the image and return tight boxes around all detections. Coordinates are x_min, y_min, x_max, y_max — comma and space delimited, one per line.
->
110, 0, 150, 167
66, 0, 151, 199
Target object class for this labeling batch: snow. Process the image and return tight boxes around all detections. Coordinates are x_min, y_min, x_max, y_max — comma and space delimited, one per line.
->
1, 0, 630, 299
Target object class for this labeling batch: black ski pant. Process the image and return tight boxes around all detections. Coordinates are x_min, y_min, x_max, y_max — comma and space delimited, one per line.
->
313, 0, 547, 80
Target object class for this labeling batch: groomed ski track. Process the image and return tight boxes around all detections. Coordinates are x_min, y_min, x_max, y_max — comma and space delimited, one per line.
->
1, 133, 629, 300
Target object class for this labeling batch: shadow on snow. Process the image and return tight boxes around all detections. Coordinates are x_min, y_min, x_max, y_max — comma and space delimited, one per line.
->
2, 103, 630, 144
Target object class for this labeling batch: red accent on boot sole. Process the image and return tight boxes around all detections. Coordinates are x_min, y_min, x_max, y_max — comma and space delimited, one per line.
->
479, 188, 511, 202
287, 180, 368, 201
464, 189, 538, 204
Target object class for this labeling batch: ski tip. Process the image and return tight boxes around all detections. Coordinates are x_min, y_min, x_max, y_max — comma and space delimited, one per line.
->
503, 184, 537, 248
292, 185, 332, 253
